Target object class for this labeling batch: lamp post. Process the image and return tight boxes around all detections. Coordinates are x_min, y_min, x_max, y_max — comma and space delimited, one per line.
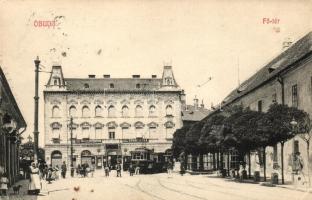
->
33, 56, 40, 162
69, 117, 74, 177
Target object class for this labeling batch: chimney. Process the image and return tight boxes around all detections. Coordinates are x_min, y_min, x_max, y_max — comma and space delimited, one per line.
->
282, 37, 293, 50
88, 75, 96, 78
194, 96, 199, 110
152, 75, 157, 78
180, 90, 186, 110
103, 74, 110, 78
200, 99, 204, 108
132, 75, 140, 78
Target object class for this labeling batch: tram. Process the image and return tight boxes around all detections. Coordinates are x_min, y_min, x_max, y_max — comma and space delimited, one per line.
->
129, 147, 171, 174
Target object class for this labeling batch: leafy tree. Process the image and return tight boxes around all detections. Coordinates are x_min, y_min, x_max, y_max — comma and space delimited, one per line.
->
172, 125, 191, 159
185, 121, 206, 154
265, 103, 309, 184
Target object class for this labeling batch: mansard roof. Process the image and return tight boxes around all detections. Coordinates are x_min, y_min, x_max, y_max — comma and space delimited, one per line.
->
182, 105, 210, 122
64, 78, 164, 92
221, 31, 312, 108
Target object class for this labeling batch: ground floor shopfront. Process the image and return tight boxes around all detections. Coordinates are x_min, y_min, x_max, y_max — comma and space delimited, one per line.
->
0, 132, 20, 185
45, 140, 172, 170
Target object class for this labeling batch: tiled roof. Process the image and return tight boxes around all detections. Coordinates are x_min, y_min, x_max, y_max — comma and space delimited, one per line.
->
182, 105, 210, 121
64, 78, 163, 92
222, 31, 312, 107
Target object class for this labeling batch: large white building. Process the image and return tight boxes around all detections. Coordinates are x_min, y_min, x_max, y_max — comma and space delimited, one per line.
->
44, 65, 184, 168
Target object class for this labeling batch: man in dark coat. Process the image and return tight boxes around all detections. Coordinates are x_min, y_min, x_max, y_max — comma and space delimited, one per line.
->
61, 161, 67, 178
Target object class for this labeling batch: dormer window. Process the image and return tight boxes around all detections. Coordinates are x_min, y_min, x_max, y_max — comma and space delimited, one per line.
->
110, 83, 114, 88
136, 84, 140, 89
84, 83, 89, 89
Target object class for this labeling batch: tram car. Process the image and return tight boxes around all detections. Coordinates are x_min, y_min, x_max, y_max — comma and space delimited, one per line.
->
129, 147, 171, 174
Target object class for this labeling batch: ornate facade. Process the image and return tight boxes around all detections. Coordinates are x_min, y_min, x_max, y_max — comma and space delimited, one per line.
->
44, 65, 184, 168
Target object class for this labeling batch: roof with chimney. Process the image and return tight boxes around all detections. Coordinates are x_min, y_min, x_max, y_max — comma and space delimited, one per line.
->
64, 78, 164, 92
45, 65, 182, 92
221, 31, 312, 107
182, 104, 210, 122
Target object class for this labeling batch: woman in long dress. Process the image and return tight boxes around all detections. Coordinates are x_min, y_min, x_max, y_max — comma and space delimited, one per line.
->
28, 162, 41, 195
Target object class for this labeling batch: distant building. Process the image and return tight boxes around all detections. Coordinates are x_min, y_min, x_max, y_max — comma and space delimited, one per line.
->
0, 67, 27, 185
182, 97, 210, 127
44, 65, 184, 168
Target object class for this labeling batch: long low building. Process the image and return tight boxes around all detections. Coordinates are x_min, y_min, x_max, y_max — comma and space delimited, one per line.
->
199, 32, 312, 182
0, 67, 27, 185
44, 65, 184, 168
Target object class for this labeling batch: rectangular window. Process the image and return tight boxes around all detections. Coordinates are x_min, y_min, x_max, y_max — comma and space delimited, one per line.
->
294, 140, 299, 154
82, 127, 90, 139
272, 93, 277, 103
257, 100, 262, 112
122, 127, 129, 139
292, 84, 298, 107
109, 132, 115, 139
273, 145, 278, 162
95, 127, 102, 139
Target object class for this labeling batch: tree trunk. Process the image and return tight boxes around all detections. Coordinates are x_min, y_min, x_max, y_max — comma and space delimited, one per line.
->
281, 142, 285, 184
248, 151, 251, 178
216, 151, 220, 170
307, 141, 311, 187
227, 151, 230, 176
220, 151, 224, 169
199, 154, 204, 171
263, 146, 266, 182
213, 152, 216, 170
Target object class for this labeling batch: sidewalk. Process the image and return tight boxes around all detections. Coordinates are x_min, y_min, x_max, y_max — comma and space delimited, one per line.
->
0, 179, 49, 200
205, 171, 312, 193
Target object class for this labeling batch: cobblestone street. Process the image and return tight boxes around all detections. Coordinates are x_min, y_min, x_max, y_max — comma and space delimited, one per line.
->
2, 171, 312, 200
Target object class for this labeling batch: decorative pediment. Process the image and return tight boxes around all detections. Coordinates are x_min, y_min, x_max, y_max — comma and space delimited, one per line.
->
80, 122, 91, 127
164, 121, 175, 128
67, 123, 79, 128
106, 121, 118, 128
94, 99, 104, 105
134, 99, 144, 105
51, 99, 61, 105
147, 122, 158, 128
164, 99, 174, 105
120, 122, 131, 128
147, 98, 159, 104
80, 99, 91, 105
50, 122, 62, 129
93, 122, 104, 128
67, 99, 78, 105
107, 99, 117, 105
134, 121, 145, 128
120, 99, 130, 105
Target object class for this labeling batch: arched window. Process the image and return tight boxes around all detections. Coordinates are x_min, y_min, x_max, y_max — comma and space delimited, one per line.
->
108, 105, 116, 117
135, 105, 143, 117
52, 106, 60, 118
69, 105, 77, 117
149, 105, 156, 116
166, 105, 173, 116
82, 106, 90, 118
122, 105, 129, 117
95, 105, 103, 117
54, 79, 58, 85
84, 83, 89, 89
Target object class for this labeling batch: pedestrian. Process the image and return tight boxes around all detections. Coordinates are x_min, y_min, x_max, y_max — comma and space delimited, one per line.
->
180, 161, 185, 176
46, 164, 54, 184
54, 165, 60, 180
90, 164, 95, 178
167, 161, 173, 178
116, 162, 122, 177
28, 162, 41, 195
135, 162, 140, 175
129, 164, 134, 176
0, 172, 9, 196
105, 165, 110, 177
77, 164, 81, 177
61, 161, 67, 179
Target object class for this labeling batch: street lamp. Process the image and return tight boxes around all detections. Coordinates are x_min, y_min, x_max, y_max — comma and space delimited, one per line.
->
290, 117, 298, 129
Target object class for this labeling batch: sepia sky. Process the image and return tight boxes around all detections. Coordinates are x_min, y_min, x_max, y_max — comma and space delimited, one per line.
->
0, 0, 311, 146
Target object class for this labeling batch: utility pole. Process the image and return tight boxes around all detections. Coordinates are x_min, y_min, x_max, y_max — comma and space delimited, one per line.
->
70, 116, 74, 177
33, 56, 40, 162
